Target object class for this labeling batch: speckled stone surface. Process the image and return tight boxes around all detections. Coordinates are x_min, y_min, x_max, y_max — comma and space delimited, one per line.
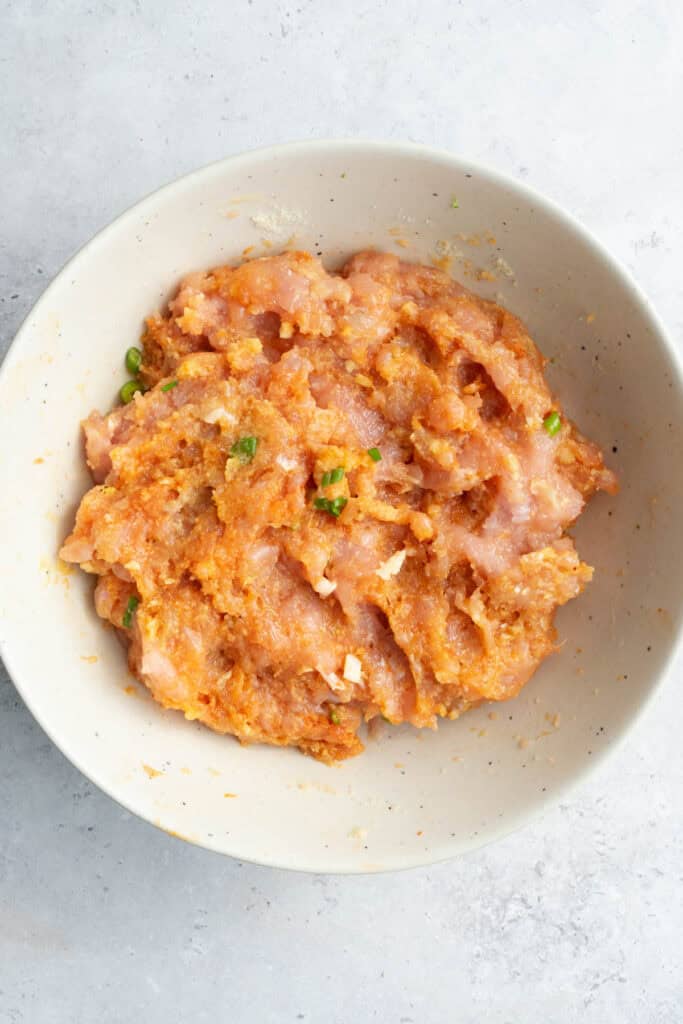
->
2, 3, 682, 1021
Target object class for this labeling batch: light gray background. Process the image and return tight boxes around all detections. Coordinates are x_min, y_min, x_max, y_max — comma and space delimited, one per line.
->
1, 2, 682, 1022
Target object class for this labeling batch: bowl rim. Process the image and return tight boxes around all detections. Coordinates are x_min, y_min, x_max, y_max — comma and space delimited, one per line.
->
2, 137, 683, 873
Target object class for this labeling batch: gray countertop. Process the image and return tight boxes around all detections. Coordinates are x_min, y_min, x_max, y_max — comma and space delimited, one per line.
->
2, 2, 682, 1021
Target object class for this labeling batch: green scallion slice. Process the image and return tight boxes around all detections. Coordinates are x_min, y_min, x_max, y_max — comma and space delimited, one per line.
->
161, 379, 179, 392
230, 436, 259, 464
122, 595, 139, 629
543, 411, 562, 437
125, 347, 142, 375
367, 447, 382, 462
314, 496, 348, 518
329, 466, 344, 484
328, 496, 347, 517
120, 380, 143, 404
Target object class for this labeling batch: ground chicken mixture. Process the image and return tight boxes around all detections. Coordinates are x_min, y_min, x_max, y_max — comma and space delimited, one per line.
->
61, 250, 617, 762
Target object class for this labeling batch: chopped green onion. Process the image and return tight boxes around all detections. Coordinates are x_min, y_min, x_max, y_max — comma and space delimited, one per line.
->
314, 496, 348, 518
161, 379, 179, 392
120, 379, 144, 404
450, 196, 459, 209
122, 595, 139, 629
231, 435, 259, 463
543, 411, 562, 437
125, 346, 143, 375
367, 447, 382, 462
329, 707, 341, 725
321, 468, 344, 489
321, 466, 344, 487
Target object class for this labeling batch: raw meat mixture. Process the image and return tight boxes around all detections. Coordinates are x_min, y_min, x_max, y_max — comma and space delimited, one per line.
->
61, 250, 617, 762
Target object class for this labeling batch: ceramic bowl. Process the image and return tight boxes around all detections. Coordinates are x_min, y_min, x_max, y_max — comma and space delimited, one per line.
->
2, 140, 682, 872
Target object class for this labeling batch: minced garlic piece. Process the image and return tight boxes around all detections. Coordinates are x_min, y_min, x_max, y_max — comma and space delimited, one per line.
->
322, 671, 344, 692
313, 577, 337, 597
343, 653, 362, 683
203, 406, 237, 426
276, 454, 298, 472
376, 549, 408, 581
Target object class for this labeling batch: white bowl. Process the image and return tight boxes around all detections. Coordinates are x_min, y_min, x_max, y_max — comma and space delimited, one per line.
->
2, 140, 682, 873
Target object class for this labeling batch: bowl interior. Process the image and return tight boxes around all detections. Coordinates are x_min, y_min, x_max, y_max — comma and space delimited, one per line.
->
1, 141, 682, 872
